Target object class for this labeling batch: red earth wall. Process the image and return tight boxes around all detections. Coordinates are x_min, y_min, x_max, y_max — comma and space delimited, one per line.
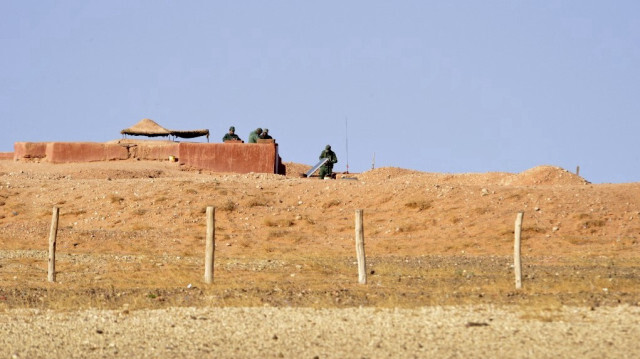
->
14, 142, 48, 160
0, 152, 13, 160
128, 143, 180, 161
45, 142, 129, 163
12, 141, 285, 174
179, 142, 280, 174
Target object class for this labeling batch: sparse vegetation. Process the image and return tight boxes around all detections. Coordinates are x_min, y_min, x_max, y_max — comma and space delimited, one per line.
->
109, 195, 125, 203
220, 199, 236, 212
133, 209, 147, 216
404, 200, 432, 211
246, 197, 269, 207
1, 160, 639, 314
575, 213, 591, 220
523, 226, 546, 234
472, 207, 489, 215
582, 219, 606, 228
264, 218, 295, 227
267, 229, 289, 239
564, 236, 591, 245
323, 199, 341, 209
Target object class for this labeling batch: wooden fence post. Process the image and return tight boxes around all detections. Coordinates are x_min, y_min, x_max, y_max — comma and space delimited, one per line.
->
204, 206, 215, 284
48, 206, 59, 283
355, 209, 367, 284
514, 211, 524, 289
576, 165, 580, 176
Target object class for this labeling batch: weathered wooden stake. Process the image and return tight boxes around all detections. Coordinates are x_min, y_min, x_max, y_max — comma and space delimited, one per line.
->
355, 209, 367, 284
576, 165, 580, 176
204, 206, 215, 284
514, 211, 524, 289
48, 206, 59, 283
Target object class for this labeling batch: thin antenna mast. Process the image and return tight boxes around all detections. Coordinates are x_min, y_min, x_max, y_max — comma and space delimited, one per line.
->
345, 117, 349, 174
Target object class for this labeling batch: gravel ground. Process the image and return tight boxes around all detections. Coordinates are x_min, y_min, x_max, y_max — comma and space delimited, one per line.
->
1, 305, 638, 358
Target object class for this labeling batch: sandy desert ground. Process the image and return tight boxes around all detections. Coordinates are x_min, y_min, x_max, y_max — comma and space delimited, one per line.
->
1, 157, 639, 357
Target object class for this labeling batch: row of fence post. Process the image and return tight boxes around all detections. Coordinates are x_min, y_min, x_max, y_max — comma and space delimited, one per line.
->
46, 206, 526, 289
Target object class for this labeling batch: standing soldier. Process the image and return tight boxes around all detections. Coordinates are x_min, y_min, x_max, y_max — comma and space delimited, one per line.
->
318, 145, 338, 179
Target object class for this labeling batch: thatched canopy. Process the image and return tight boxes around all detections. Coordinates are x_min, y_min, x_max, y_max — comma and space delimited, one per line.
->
121, 118, 171, 137
170, 129, 210, 139
121, 119, 210, 140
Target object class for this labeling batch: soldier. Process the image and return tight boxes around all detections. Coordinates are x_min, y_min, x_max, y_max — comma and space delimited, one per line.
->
222, 126, 242, 142
260, 128, 273, 140
318, 144, 338, 179
248, 128, 262, 143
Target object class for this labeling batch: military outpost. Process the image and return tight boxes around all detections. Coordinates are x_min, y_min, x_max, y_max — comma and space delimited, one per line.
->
7, 118, 286, 175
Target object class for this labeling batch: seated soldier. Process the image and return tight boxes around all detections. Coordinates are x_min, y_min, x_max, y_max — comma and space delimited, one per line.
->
222, 126, 242, 142
260, 128, 273, 140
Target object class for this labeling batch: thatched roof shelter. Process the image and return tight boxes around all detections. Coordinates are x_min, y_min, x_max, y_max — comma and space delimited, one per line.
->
121, 118, 171, 137
121, 118, 210, 141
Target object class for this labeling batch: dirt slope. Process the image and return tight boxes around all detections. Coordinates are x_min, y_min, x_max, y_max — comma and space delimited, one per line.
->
1, 159, 639, 306
1, 159, 640, 357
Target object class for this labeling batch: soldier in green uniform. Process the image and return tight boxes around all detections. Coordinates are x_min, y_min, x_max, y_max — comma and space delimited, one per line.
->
318, 145, 338, 179
222, 126, 242, 142
260, 128, 273, 140
248, 128, 262, 143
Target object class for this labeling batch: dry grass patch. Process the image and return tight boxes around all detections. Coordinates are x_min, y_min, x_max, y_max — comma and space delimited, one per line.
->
563, 236, 591, 245
582, 219, 606, 229
323, 199, 341, 209
405, 200, 432, 211
59, 209, 87, 216
267, 229, 289, 239
523, 226, 546, 234
472, 207, 490, 215
109, 195, 125, 204
219, 199, 236, 212
264, 218, 295, 227
131, 223, 154, 231
132, 209, 147, 216
246, 197, 269, 207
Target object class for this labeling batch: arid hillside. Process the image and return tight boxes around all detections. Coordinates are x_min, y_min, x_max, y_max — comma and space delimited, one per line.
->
0, 159, 639, 309
2, 159, 640, 358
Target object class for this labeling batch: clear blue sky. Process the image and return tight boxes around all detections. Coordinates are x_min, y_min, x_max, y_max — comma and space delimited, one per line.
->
2, 1, 639, 183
